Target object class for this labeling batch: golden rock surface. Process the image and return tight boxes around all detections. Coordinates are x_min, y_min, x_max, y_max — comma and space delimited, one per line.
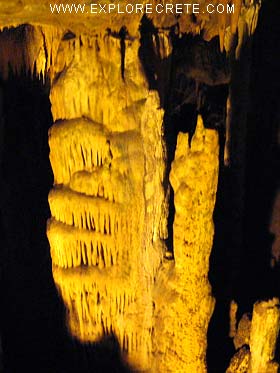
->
0, 0, 261, 67
248, 298, 280, 373
46, 31, 166, 370
226, 346, 250, 373
227, 298, 280, 373
46, 30, 220, 369
0, 1, 269, 371
169, 116, 218, 372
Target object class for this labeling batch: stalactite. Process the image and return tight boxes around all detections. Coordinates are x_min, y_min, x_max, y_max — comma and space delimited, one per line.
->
218, 0, 227, 52
224, 92, 232, 166
0, 24, 62, 80
235, 2, 261, 58
231, 0, 243, 34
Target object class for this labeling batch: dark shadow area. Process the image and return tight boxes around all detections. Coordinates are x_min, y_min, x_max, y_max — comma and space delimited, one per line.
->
68, 335, 133, 373
139, 15, 173, 108
207, 35, 253, 372
0, 72, 64, 373
240, 0, 280, 310
139, 15, 176, 254
139, 25, 230, 259
207, 164, 235, 372
139, 23, 239, 373
207, 0, 280, 371
0, 73, 133, 373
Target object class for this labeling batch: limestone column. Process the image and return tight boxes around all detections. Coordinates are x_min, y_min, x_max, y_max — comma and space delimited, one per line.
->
46, 30, 166, 371
153, 115, 219, 372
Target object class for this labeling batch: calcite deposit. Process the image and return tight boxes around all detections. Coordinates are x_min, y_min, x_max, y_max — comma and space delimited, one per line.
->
227, 299, 280, 373
153, 115, 219, 372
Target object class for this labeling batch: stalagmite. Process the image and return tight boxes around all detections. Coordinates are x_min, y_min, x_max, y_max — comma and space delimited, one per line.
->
229, 300, 238, 338
226, 346, 250, 373
227, 299, 280, 373
153, 115, 219, 372
233, 312, 251, 349
248, 298, 280, 373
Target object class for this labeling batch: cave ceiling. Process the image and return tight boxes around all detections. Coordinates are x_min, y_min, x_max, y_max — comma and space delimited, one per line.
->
0, 1, 260, 51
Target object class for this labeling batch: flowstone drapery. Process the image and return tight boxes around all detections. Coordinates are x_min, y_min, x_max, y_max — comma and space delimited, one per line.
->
46, 35, 166, 370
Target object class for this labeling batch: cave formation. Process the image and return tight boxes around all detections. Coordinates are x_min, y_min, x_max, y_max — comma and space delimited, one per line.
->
0, 1, 280, 372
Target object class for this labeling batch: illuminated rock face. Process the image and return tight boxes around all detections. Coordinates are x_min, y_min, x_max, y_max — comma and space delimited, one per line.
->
0, 1, 271, 371
47, 35, 166, 370
153, 116, 219, 372
45, 29, 220, 371
227, 299, 280, 373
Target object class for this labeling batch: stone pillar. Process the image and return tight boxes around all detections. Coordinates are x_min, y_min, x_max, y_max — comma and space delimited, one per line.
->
153, 115, 219, 372
46, 30, 166, 371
